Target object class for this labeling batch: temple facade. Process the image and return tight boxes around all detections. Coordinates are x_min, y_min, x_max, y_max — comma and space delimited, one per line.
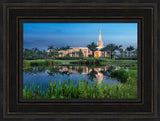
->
58, 47, 89, 58
47, 29, 110, 58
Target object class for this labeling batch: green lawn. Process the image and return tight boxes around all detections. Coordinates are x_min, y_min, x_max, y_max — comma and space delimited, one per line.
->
23, 58, 137, 68
23, 59, 80, 67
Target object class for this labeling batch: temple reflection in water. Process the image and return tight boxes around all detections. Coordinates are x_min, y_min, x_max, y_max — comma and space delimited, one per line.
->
23, 65, 121, 87
51, 65, 112, 83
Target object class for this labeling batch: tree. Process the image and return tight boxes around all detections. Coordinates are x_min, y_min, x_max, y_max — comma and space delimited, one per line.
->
37, 50, 43, 58
117, 45, 124, 57
42, 50, 47, 58
49, 50, 59, 58
47, 46, 58, 58
23, 49, 32, 58
47, 45, 54, 51
87, 42, 97, 57
66, 53, 70, 57
64, 46, 70, 50
60, 52, 63, 57
77, 49, 83, 57
132, 48, 137, 57
105, 44, 118, 59
59, 46, 70, 50
32, 48, 39, 59
126, 46, 135, 57
100, 46, 109, 57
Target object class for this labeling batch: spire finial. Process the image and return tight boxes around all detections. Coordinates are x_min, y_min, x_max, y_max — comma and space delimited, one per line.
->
99, 27, 101, 40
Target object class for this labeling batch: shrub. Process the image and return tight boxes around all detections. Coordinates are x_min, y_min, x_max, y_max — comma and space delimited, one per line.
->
128, 65, 137, 70
30, 61, 51, 66
111, 69, 130, 83
55, 57, 83, 60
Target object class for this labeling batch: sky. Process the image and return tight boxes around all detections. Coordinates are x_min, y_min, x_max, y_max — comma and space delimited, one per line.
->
23, 23, 137, 50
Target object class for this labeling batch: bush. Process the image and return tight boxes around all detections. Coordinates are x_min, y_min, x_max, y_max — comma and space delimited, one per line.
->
128, 65, 137, 70
55, 57, 83, 60
30, 61, 51, 66
115, 57, 137, 60
111, 69, 130, 83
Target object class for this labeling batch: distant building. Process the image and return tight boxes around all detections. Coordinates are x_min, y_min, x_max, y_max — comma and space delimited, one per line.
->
47, 29, 110, 58
58, 47, 89, 58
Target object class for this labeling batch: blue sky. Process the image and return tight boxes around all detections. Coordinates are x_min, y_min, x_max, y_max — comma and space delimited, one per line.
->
23, 23, 137, 50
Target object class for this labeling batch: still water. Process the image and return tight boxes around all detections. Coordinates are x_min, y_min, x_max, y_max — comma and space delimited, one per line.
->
23, 65, 121, 88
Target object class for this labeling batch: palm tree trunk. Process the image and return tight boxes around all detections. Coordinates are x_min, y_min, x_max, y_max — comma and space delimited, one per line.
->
92, 51, 94, 57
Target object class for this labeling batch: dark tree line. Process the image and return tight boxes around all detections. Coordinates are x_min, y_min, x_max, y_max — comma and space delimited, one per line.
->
23, 48, 47, 59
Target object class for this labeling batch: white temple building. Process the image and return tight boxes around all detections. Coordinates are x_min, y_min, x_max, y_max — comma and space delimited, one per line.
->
47, 28, 110, 58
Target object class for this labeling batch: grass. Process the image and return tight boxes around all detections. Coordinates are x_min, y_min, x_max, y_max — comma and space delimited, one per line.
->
128, 65, 137, 70
104, 60, 137, 67
70, 58, 137, 68
23, 59, 53, 67
23, 69, 137, 99
23, 58, 137, 68
23, 59, 81, 68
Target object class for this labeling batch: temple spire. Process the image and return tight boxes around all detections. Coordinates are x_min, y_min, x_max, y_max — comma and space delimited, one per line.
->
97, 28, 103, 49
99, 27, 101, 40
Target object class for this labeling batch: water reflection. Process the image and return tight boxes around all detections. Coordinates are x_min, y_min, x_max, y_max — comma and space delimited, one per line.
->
23, 65, 122, 86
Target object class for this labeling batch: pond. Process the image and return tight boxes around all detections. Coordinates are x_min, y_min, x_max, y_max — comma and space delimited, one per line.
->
23, 65, 123, 89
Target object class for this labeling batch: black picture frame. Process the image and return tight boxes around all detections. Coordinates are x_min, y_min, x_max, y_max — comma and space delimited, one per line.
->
0, 0, 159, 120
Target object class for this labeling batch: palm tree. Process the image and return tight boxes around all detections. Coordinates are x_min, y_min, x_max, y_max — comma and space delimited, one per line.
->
87, 42, 97, 57
32, 48, 39, 59
42, 50, 47, 58
47, 45, 54, 51
132, 48, 137, 57
126, 46, 135, 57
100, 47, 108, 57
117, 45, 123, 57
37, 50, 43, 58
64, 46, 70, 50
23, 48, 32, 58
47, 46, 56, 58
49, 50, 59, 58
105, 44, 118, 59
59, 46, 70, 50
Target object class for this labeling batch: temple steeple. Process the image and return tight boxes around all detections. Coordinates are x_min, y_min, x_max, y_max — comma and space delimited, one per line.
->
97, 28, 104, 49
99, 28, 102, 40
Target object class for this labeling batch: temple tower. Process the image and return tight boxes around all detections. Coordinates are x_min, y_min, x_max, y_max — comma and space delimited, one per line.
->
97, 28, 104, 50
